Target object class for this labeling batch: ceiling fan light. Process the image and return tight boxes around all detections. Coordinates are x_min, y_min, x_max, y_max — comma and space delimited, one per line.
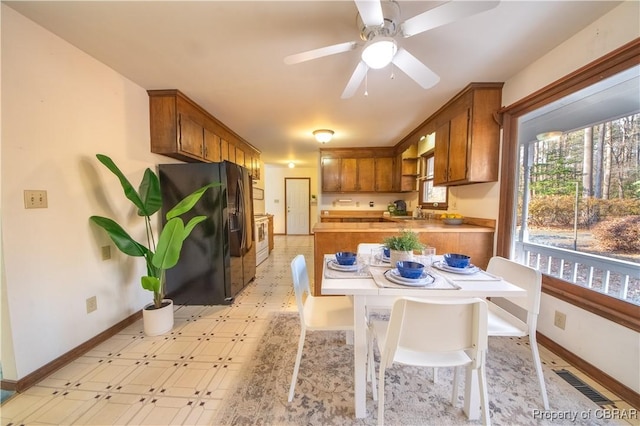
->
361, 37, 397, 69
313, 129, 334, 143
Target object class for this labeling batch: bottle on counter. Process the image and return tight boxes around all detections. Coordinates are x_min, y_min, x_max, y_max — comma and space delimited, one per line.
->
413, 206, 422, 218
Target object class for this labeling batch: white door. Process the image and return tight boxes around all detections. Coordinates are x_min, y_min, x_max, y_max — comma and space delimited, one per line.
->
285, 178, 310, 235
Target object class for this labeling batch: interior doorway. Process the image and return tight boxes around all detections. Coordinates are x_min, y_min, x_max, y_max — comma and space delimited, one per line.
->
285, 178, 310, 235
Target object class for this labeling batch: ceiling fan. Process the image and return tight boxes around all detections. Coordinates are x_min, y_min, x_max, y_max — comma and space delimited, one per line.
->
284, 0, 500, 99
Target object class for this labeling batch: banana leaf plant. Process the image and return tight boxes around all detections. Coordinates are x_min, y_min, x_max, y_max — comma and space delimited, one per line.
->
90, 154, 218, 309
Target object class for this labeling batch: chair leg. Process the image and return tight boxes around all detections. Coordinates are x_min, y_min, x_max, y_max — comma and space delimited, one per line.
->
528, 334, 550, 410
451, 366, 459, 407
433, 367, 438, 383
377, 364, 386, 426
477, 364, 491, 426
288, 328, 306, 402
368, 328, 378, 401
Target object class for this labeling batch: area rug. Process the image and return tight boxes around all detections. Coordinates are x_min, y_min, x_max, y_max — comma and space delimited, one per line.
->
215, 312, 613, 425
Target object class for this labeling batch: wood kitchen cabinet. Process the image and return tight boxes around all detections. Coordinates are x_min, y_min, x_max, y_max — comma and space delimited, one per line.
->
399, 144, 419, 192
432, 83, 502, 186
267, 215, 274, 252
148, 89, 261, 178
375, 157, 395, 192
320, 148, 398, 193
203, 128, 221, 162
321, 157, 342, 192
340, 157, 375, 192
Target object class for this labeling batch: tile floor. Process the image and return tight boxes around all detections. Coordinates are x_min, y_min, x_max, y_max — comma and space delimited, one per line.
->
1, 235, 635, 425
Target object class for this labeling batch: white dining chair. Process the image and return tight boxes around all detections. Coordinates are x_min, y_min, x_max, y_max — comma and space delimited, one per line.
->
357, 242, 384, 255
369, 297, 490, 426
288, 254, 355, 402
485, 256, 550, 410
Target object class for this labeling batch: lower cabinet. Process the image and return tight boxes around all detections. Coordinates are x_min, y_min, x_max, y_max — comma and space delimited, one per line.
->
312, 227, 494, 296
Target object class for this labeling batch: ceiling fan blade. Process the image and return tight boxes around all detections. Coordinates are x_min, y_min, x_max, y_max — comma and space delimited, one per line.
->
400, 0, 500, 38
392, 48, 440, 89
284, 41, 357, 65
354, 0, 384, 27
341, 61, 369, 99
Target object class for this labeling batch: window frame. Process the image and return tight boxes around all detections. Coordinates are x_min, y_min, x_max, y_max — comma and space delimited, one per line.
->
498, 38, 640, 332
418, 151, 448, 210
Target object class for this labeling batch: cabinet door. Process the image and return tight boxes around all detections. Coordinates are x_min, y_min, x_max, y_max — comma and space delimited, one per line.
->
236, 147, 245, 168
433, 122, 450, 185
221, 138, 229, 161
375, 157, 395, 192
321, 157, 341, 191
178, 113, 204, 157
227, 142, 237, 164
203, 129, 221, 162
448, 109, 470, 182
358, 158, 376, 191
340, 158, 358, 191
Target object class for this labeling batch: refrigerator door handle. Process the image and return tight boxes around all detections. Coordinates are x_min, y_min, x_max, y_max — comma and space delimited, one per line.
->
237, 178, 246, 251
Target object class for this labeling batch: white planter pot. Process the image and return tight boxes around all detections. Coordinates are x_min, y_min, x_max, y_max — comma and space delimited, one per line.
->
389, 250, 413, 268
142, 299, 174, 336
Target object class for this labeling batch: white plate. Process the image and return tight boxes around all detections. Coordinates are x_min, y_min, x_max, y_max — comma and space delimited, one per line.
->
432, 261, 480, 275
327, 259, 359, 272
384, 269, 435, 287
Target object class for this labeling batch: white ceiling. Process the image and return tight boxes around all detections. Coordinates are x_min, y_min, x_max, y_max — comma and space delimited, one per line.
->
5, 0, 624, 167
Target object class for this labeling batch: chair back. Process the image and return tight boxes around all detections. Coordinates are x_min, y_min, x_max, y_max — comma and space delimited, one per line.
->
382, 297, 487, 369
357, 243, 384, 255
290, 254, 310, 322
487, 256, 542, 315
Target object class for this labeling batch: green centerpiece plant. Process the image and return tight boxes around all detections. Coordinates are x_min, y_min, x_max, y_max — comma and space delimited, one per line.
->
89, 154, 218, 312
383, 230, 424, 266
383, 230, 424, 251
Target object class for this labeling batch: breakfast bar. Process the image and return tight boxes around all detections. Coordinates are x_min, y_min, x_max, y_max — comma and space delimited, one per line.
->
312, 219, 495, 296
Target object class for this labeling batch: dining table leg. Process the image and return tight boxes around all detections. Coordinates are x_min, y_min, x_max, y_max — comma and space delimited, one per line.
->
353, 295, 367, 418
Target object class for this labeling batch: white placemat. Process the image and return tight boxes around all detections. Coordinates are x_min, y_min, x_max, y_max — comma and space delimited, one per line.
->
431, 266, 503, 282
324, 259, 370, 279
370, 268, 460, 290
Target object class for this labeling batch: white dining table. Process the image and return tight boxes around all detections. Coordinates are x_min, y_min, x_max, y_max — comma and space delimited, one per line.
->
321, 254, 527, 419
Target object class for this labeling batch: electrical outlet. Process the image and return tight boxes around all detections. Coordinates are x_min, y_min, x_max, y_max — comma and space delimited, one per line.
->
554, 311, 566, 330
101, 245, 111, 260
24, 190, 48, 209
86, 296, 97, 314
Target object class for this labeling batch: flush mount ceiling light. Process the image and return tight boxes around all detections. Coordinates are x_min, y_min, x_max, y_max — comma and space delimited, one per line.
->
361, 37, 398, 69
536, 131, 563, 141
288, 162, 295, 168
313, 129, 334, 144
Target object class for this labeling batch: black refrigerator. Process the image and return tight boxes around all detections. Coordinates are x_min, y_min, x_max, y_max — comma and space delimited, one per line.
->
158, 161, 256, 305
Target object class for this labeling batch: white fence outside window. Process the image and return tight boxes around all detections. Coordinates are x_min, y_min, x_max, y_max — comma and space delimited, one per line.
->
516, 241, 640, 305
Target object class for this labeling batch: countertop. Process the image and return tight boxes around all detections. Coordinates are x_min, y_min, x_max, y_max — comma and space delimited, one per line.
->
313, 221, 494, 233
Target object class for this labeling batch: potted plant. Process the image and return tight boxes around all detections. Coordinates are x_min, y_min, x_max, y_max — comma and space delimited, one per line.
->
89, 154, 217, 336
383, 230, 424, 266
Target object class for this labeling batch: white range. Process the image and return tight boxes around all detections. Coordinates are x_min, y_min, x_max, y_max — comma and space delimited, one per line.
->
254, 215, 269, 265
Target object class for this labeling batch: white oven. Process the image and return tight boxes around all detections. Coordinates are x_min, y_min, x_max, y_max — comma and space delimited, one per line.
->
255, 216, 269, 265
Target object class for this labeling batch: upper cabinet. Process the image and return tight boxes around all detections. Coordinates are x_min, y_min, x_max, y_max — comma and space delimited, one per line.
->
320, 148, 397, 193
148, 89, 261, 179
432, 83, 503, 186
395, 82, 503, 187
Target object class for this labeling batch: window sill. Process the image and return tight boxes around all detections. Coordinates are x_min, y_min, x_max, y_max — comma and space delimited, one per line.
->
542, 275, 640, 332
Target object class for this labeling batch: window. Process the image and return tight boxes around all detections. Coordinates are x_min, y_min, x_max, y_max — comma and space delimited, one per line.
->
515, 117, 639, 305
418, 152, 448, 209
498, 40, 640, 330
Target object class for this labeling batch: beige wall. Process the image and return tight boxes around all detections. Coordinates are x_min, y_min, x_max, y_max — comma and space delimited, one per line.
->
1, 4, 175, 380
264, 164, 320, 234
